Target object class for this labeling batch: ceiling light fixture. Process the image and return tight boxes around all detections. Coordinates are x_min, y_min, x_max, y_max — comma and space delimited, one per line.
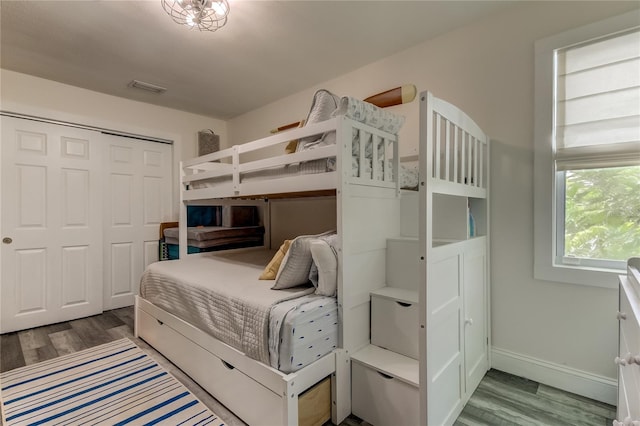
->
161, 0, 230, 32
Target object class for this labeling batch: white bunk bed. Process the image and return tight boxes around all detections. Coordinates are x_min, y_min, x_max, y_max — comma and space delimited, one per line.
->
135, 107, 403, 426
419, 92, 490, 425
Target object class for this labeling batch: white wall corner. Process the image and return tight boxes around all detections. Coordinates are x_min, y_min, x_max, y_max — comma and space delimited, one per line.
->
491, 346, 617, 406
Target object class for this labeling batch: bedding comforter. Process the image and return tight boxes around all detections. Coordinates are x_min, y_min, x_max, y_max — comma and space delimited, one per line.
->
139, 249, 315, 364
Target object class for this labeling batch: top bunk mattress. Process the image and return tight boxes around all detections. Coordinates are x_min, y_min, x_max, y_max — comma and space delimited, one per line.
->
139, 249, 316, 365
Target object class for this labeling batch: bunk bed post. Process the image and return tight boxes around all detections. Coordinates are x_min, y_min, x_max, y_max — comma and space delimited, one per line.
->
332, 349, 351, 424
232, 146, 240, 195
262, 198, 272, 249
418, 91, 434, 426
179, 161, 188, 259
333, 116, 351, 424
282, 378, 299, 426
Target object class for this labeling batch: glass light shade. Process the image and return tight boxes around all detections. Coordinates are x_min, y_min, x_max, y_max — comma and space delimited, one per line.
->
161, 0, 230, 32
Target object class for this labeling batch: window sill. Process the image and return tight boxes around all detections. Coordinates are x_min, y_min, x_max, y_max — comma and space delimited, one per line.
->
534, 263, 621, 289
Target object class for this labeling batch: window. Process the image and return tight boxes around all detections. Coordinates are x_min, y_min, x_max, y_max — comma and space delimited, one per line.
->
534, 11, 640, 287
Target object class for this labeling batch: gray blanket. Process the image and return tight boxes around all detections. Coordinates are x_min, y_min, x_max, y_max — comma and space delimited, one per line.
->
139, 249, 314, 364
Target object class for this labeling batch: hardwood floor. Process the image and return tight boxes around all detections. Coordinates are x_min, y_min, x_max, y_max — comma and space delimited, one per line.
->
1, 307, 617, 426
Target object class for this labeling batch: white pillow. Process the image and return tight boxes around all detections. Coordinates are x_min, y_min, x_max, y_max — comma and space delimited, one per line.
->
310, 240, 338, 297
273, 231, 336, 289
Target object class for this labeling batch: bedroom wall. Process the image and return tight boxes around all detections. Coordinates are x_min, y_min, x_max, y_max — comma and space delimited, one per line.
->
0, 69, 228, 218
227, 1, 640, 400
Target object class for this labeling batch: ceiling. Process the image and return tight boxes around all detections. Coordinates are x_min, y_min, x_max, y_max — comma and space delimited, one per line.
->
1, 1, 520, 119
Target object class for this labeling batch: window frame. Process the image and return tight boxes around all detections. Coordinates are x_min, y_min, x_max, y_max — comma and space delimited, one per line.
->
533, 10, 640, 288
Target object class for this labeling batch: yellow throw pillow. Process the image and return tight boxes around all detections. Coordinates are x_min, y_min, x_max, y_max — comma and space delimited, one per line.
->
284, 140, 299, 154
259, 240, 292, 280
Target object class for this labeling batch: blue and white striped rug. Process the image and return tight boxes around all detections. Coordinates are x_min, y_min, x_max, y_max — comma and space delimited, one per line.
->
0, 338, 225, 426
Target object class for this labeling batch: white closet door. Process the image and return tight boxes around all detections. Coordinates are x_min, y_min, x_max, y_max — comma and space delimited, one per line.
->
1, 117, 103, 333
103, 136, 172, 310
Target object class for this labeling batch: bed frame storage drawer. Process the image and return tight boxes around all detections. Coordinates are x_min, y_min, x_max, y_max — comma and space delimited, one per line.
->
371, 288, 419, 359
351, 359, 419, 426
298, 377, 331, 426
137, 307, 283, 426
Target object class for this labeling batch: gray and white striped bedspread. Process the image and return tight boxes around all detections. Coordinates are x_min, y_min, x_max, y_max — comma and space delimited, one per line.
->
139, 249, 315, 365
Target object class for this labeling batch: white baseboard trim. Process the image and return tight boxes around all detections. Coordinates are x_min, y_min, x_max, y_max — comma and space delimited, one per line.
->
491, 347, 617, 405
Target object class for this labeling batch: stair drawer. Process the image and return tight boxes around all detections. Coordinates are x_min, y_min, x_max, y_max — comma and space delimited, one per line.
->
351, 360, 419, 426
371, 293, 418, 359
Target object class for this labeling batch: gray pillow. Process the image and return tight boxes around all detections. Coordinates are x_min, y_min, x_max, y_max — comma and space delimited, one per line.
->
297, 89, 341, 150
273, 230, 336, 289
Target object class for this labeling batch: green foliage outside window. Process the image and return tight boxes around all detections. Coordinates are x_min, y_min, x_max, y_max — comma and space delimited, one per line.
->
564, 166, 640, 262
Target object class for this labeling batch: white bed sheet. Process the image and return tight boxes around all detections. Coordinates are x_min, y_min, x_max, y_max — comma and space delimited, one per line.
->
269, 294, 338, 373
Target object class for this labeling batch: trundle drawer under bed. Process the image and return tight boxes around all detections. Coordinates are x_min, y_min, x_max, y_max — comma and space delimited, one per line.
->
135, 297, 333, 426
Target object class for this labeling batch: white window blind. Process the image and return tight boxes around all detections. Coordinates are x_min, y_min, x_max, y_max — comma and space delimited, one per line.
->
555, 29, 640, 171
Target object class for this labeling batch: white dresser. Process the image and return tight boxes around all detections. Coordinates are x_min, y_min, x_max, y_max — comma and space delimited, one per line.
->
615, 257, 640, 426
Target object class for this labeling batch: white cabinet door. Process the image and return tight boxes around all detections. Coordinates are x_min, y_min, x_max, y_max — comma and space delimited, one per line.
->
103, 136, 172, 310
426, 247, 463, 426
1, 117, 103, 333
463, 244, 488, 395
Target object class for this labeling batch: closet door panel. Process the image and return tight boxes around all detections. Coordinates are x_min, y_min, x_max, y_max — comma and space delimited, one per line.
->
61, 245, 90, 307
103, 137, 171, 310
15, 248, 47, 313
1, 117, 103, 333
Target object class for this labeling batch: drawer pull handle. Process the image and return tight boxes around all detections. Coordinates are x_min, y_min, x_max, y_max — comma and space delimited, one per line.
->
617, 311, 627, 320
377, 371, 394, 380
396, 302, 412, 308
221, 360, 235, 370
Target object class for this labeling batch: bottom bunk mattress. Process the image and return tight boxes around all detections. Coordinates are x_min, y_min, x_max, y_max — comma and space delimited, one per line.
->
139, 249, 338, 373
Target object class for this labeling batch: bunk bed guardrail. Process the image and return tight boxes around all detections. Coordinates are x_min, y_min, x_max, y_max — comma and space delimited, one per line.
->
181, 115, 400, 201
422, 92, 489, 199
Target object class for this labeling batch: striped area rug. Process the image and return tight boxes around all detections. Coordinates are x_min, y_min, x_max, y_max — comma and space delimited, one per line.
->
0, 338, 225, 426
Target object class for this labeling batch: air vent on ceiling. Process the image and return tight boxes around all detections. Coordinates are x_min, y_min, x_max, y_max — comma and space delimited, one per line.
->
128, 80, 167, 94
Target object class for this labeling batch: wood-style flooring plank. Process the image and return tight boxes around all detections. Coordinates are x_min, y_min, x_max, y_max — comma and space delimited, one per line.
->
476, 374, 608, 426
0, 332, 25, 372
69, 315, 117, 347
536, 384, 617, 419
483, 368, 539, 394
110, 307, 134, 330
17, 327, 51, 351
21, 344, 59, 366
454, 403, 517, 426
90, 311, 125, 330
48, 329, 88, 356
